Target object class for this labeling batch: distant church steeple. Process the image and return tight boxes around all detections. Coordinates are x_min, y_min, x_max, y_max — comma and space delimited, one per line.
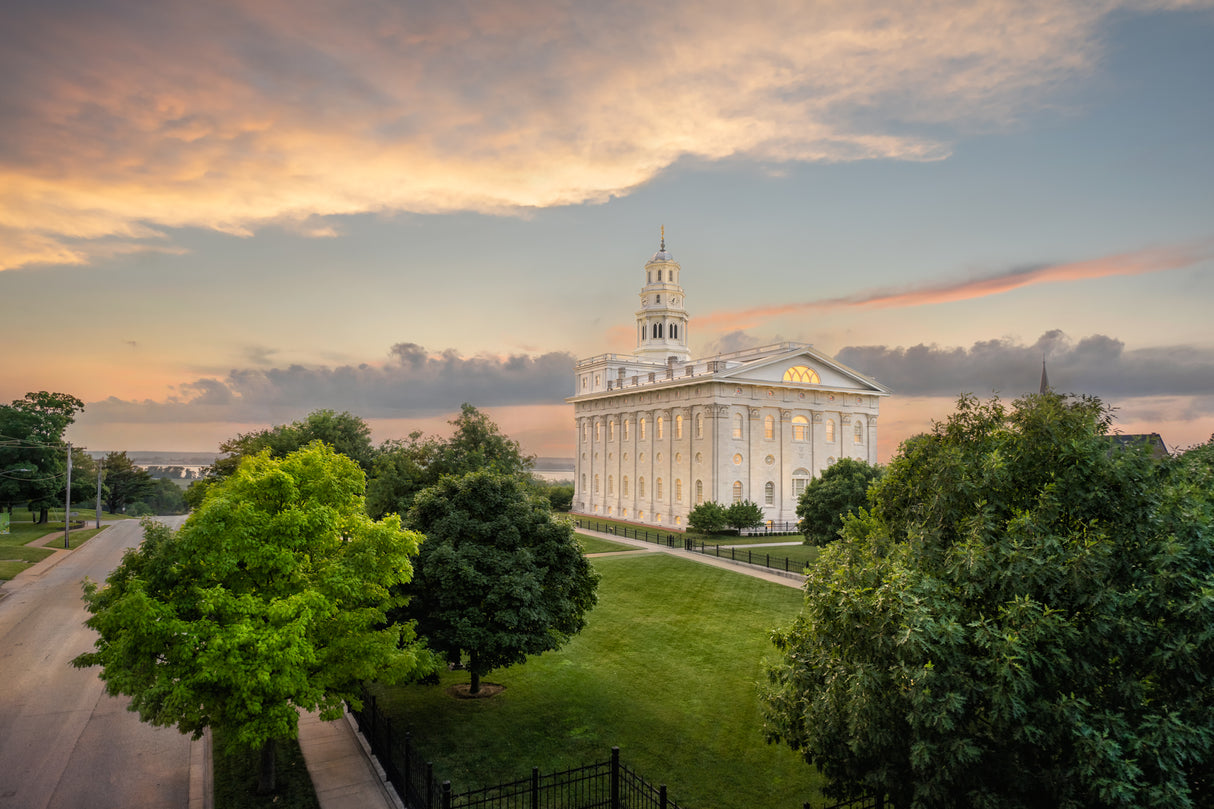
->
1039, 356, 1050, 394
635, 227, 690, 362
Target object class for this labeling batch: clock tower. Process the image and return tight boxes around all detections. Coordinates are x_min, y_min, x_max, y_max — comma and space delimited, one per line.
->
635, 227, 690, 362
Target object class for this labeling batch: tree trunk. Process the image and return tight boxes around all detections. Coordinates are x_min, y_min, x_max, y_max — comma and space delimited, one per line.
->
257, 738, 277, 795
37, 507, 48, 524
469, 650, 481, 695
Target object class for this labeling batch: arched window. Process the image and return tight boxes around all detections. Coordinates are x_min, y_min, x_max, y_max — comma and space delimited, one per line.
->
792, 468, 810, 498
671, 324, 678, 339
623, 419, 630, 441
826, 419, 836, 443
765, 481, 775, 505
732, 481, 743, 503
792, 415, 809, 441
732, 412, 744, 439
854, 421, 864, 444
695, 413, 703, 439
657, 417, 664, 439
658, 269, 663, 281
639, 477, 646, 498
783, 365, 820, 384
764, 414, 775, 440
638, 510, 645, 520
608, 475, 614, 495
582, 423, 588, 441
595, 421, 601, 441
609, 420, 615, 441
581, 473, 586, 491
657, 323, 664, 338
675, 479, 683, 502
656, 478, 663, 499
594, 474, 600, 493
695, 479, 704, 505
623, 475, 630, 497
639, 418, 647, 440
641, 324, 646, 340
607, 505, 613, 515
675, 414, 683, 438
655, 513, 662, 524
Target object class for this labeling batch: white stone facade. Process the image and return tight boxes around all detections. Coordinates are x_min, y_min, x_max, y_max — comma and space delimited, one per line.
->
567, 237, 890, 528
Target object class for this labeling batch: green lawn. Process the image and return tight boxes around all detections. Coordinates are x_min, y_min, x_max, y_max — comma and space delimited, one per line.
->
693, 542, 821, 573
371, 553, 824, 809
0, 512, 117, 580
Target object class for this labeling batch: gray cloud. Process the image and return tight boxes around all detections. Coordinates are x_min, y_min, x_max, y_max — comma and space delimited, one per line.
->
85, 344, 575, 423
838, 331, 1214, 401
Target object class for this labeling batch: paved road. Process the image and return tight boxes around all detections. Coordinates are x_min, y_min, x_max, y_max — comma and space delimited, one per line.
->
0, 517, 196, 809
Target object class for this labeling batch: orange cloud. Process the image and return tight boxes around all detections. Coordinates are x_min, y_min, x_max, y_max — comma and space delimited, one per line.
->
4, 0, 1195, 270
696, 244, 1211, 333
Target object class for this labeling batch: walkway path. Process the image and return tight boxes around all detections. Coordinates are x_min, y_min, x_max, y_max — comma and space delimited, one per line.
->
577, 527, 806, 588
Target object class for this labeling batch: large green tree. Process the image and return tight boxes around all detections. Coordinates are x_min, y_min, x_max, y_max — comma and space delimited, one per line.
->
207, 409, 376, 481
75, 443, 434, 794
400, 470, 598, 694
796, 457, 883, 546
366, 404, 533, 520
101, 451, 156, 514
763, 394, 1213, 809
0, 391, 85, 522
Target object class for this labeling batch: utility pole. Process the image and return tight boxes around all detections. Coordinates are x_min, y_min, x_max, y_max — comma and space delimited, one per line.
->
64, 443, 72, 549
96, 459, 103, 529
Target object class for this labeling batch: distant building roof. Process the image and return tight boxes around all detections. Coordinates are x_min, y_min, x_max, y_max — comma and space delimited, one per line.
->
1109, 433, 1169, 459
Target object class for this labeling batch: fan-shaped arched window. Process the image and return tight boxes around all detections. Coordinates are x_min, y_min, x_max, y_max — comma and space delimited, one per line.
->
732, 412, 744, 439
765, 481, 775, 505
783, 365, 820, 384
764, 414, 775, 440
695, 479, 704, 505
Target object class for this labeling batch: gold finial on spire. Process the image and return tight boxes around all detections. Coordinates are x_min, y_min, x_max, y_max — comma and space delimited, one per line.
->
660, 225, 666, 251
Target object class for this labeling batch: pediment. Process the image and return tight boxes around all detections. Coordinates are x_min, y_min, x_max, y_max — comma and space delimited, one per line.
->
717, 346, 891, 394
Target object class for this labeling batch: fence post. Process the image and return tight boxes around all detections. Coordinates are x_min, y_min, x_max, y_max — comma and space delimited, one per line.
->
404, 732, 412, 803
442, 780, 452, 809
427, 762, 435, 808
660, 784, 668, 809
531, 766, 539, 809
611, 747, 620, 809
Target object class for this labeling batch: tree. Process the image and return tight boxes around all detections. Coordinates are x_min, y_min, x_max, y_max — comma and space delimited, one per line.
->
207, 409, 376, 480
74, 444, 434, 794
0, 391, 85, 522
366, 404, 534, 520
102, 451, 156, 514
762, 394, 1214, 809
687, 501, 728, 533
796, 457, 882, 546
725, 499, 764, 532
133, 477, 188, 515
400, 470, 599, 695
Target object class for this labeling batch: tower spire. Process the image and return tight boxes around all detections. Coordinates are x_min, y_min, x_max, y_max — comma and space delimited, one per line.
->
1039, 355, 1050, 394
660, 224, 665, 252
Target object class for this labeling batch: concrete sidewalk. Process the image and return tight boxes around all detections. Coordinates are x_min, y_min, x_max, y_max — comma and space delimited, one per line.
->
577, 526, 807, 588
297, 708, 402, 809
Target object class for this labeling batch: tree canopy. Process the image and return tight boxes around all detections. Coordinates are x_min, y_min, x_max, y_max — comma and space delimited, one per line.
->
0, 391, 84, 522
207, 409, 376, 481
75, 443, 434, 792
762, 394, 1214, 809
101, 450, 156, 514
796, 457, 882, 546
399, 470, 598, 694
366, 403, 534, 520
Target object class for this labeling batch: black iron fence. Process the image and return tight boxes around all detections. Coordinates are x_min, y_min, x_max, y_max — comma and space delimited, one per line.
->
349, 689, 683, 809
574, 519, 809, 576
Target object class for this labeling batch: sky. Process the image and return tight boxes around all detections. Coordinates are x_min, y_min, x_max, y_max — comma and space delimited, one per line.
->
3, 0, 1213, 463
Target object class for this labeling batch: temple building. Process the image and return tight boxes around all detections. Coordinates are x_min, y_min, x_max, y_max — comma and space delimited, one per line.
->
568, 233, 891, 528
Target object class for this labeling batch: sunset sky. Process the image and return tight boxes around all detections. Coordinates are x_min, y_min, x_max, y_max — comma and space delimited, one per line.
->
3, 0, 1212, 462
